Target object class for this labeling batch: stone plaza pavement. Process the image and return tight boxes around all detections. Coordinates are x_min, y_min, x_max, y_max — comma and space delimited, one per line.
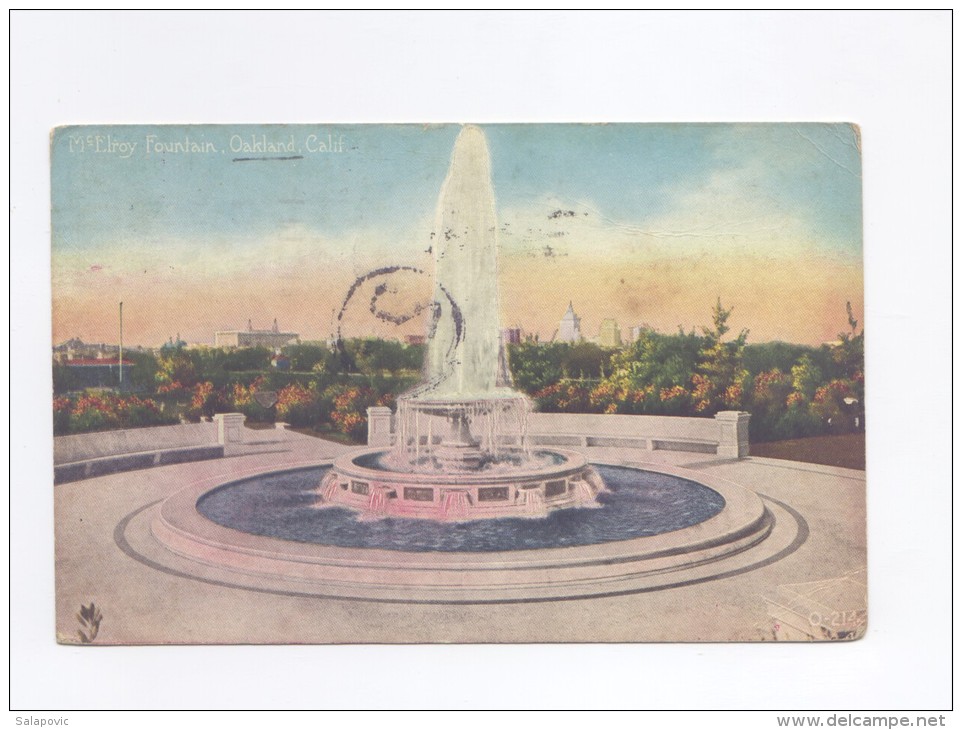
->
54, 429, 866, 644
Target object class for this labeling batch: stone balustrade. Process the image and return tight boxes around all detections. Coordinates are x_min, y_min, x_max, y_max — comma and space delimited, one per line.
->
53, 414, 256, 484
367, 408, 751, 458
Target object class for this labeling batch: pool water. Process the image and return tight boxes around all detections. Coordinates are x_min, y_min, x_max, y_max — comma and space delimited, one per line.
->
196, 464, 725, 553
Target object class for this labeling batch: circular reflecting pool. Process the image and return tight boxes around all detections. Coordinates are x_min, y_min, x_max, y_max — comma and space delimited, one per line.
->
196, 464, 725, 553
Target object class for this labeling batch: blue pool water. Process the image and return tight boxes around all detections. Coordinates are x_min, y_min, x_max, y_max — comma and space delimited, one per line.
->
196, 465, 725, 553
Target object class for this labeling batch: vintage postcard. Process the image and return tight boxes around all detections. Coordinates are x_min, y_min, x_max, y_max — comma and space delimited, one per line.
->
51, 123, 865, 644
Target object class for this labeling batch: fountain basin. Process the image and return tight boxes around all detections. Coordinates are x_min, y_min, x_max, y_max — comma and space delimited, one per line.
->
319, 447, 606, 520
145, 459, 773, 602
198, 463, 726, 551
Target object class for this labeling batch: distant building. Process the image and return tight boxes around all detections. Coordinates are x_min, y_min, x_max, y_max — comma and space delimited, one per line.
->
53, 337, 87, 360
160, 333, 187, 353
215, 318, 299, 349
557, 302, 582, 343
63, 357, 133, 387
629, 324, 653, 342
53, 338, 120, 362
599, 319, 622, 348
501, 328, 522, 345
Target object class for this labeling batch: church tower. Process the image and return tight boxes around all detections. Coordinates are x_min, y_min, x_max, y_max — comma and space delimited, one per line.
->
558, 301, 582, 342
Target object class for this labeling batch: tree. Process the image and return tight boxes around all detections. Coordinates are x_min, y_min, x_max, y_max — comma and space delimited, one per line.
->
188, 382, 228, 420
156, 351, 198, 388
747, 368, 793, 441
825, 301, 864, 429
124, 350, 159, 392
222, 346, 273, 372
790, 355, 823, 400
561, 342, 609, 380
507, 341, 566, 393
743, 341, 813, 376
342, 338, 417, 380
833, 301, 864, 383
608, 329, 703, 392
693, 298, 749, 412
52, 361, 78, 394
286, 344, 334, 373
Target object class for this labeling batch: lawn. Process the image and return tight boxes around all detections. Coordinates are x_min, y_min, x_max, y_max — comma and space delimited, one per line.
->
750, 432, 865, 471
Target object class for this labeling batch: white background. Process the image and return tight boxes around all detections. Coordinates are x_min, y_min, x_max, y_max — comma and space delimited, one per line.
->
8, 9, 953, 717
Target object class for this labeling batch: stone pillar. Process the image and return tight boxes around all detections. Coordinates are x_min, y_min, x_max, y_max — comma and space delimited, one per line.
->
715, 411, 750, 458
367, 407, 393, 447
213, 412, 246, 453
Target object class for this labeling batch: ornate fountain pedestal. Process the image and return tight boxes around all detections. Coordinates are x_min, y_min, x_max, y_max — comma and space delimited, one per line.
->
317, 126, 610, 521
431, 412, 485, 471
319, 391, 607, 520
319, 446, 606, 520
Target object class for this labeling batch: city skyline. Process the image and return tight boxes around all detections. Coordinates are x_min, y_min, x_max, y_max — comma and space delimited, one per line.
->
52, 124, 863, 347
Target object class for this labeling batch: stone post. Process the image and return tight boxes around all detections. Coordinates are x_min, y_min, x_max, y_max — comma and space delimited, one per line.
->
367, 406, 393, 447
715, 411, 751, 458
213, 413, 246, 454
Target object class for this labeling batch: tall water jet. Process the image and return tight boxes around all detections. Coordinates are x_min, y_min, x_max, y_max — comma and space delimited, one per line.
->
319, 125, 606, 519
423, 124, 508, 398
396, 125, 530, 472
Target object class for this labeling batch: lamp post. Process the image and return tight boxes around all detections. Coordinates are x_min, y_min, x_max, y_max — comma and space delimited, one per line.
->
843, 396, 860, 431
118, 301, 124, 388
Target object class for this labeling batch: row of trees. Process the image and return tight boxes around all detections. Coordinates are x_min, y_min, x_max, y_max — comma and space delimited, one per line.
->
52, 302, 863, 443
53, 392, 178, 435
185, 378, 395, 442
508, 300, 864, 442
51, 339, 424, 397
52, 338, 418, 438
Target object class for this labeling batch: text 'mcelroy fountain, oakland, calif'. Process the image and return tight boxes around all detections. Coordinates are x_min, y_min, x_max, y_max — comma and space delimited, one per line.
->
318, 126, 607, 519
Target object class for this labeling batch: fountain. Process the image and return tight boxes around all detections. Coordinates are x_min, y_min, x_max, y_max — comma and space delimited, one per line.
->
318, 126, 607, 519
141, 124, 777, 604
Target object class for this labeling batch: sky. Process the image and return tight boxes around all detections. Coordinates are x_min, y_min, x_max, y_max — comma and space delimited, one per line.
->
51, 123, 863, 347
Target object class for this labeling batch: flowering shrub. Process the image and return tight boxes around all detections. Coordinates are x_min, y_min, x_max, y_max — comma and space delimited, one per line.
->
588, 382, 622, 414
155, 352, 197, 389
786, 391, 806, 409
586, 382, 654, 415
121, 396, 168, 428
689, 370, 747, 414
228, 376, 273, 421
156, 381, 189, 396
658, 384, 691, 415
752, 369, 792, 407
275, 382, 322, 427
188, 382, 229, 420
812, 379, 854, 405
53, 392, 175, 435
533, 381, 594, 413
624, 385, 655, 414
690, 374, 713, 413
810, 379, 858, 432
53, 396, 72, 435
229, 382, 253, 408
722, 383, 743, 408
324, 384, 392, 441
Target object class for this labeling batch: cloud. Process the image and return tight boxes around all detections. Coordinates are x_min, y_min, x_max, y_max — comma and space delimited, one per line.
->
51, 125, 863, 348
491, 151, 862, 346
51, 218, 440, 346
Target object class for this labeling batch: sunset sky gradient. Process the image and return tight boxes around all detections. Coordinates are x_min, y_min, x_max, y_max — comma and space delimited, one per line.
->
51, 123, 863, 347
